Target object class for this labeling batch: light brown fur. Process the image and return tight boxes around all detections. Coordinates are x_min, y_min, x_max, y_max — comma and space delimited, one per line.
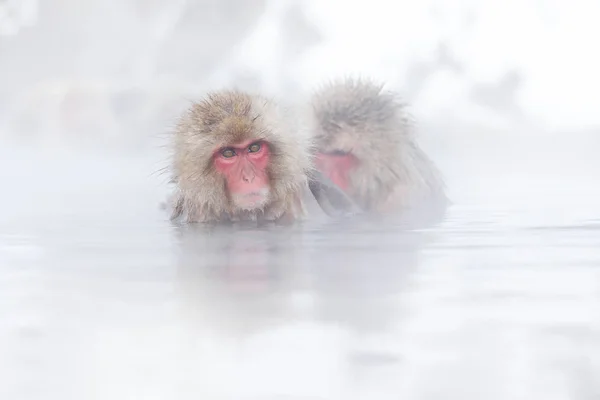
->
170, 90, 313, 223
309, 77, 447, 213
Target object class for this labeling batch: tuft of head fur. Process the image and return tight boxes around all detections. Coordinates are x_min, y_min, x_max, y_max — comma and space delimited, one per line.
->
309, 77, 446, 212
171, 90, 313, 223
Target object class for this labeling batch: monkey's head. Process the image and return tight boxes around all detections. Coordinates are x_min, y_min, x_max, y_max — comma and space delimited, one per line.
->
310, 78, 413, 203
172, 90, 311, 222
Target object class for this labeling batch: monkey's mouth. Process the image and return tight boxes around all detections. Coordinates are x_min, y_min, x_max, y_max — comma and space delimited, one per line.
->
232, 189, 270, 210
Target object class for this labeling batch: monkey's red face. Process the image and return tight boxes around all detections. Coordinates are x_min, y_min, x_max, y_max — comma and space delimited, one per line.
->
214, 140, 271, 210
315, 150, 359, 192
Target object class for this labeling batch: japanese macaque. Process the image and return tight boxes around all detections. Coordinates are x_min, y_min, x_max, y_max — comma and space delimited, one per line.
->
309, 78, 447, 214
168, 89, 357, 224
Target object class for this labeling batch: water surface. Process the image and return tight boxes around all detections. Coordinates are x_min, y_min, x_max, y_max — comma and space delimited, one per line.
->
1, 136, 599, 400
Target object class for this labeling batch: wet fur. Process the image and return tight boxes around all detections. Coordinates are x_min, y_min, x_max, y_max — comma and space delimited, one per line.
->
310, 77, 447, 212
170, 90, 312, 223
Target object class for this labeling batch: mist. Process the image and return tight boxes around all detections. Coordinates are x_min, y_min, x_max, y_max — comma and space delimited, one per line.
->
1, 1, 600, 399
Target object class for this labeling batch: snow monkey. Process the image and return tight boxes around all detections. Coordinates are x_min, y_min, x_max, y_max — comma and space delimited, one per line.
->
168, 89, 358, 224
309, 78, 447, 214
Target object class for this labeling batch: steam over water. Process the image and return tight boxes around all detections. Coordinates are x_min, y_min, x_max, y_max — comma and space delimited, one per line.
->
2, 1, 600, 399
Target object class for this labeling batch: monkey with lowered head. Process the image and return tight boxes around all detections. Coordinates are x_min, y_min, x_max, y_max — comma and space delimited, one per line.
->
309, 78, 447, 215
167, 89, 357, 224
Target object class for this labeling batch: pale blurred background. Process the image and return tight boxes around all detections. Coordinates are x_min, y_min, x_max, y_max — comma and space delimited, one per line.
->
1, 1, 600, 399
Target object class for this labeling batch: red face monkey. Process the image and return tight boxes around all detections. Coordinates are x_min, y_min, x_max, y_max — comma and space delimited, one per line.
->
309, 78, 447, 214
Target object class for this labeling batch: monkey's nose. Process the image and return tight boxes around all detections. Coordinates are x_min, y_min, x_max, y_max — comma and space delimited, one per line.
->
242, 174, 255, 183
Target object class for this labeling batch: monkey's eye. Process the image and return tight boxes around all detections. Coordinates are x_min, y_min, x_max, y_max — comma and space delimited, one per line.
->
221, 148, 236, 158
248, 142, 261, 153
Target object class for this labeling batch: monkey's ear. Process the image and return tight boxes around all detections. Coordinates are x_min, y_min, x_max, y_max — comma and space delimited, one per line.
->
308, 170, 361, 218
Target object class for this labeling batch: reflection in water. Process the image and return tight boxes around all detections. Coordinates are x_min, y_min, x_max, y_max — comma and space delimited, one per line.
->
175, 224, 306, 338
172, 205, 447, 396
174, 212, 445, 329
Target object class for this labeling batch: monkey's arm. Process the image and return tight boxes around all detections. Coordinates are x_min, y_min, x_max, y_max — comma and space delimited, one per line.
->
161, 181, 186, 221
169, 195, 185, 221
308, 170, 361, 218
